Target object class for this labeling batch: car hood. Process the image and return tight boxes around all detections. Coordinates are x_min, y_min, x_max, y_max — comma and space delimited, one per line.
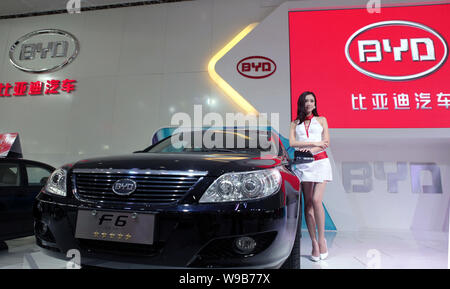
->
71, 153, 284, 177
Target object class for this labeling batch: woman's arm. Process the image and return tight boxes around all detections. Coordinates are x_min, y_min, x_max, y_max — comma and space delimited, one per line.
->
320, 117, 330, 147
289, 121, 321, 148
298, 146, 323, 154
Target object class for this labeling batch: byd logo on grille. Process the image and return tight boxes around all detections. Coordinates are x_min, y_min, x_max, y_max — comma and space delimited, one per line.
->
345, 21, 448, 81
237, 56, 276, 79
112, 179, 137, 196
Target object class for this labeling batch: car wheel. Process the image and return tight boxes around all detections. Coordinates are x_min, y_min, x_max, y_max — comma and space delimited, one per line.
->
0, 241, 8, 251
281, 200, 301, 269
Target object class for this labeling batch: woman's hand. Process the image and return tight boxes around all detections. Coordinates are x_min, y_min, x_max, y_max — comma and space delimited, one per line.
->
316, 141, 329, 149
299, 147, 322, 154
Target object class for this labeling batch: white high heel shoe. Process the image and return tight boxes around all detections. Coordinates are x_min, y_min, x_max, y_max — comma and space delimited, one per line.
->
310, 241, 320, 262
320, 239, 328, 260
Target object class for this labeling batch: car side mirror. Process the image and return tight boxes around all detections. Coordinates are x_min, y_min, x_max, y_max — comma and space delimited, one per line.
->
40, 177, 48, 187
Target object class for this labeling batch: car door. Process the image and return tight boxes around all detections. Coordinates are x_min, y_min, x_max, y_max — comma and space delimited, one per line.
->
17, 161, 54, 235
0, 160, 24, 240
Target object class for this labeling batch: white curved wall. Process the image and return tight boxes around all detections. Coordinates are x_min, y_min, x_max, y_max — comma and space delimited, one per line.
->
0, 0, 278, 167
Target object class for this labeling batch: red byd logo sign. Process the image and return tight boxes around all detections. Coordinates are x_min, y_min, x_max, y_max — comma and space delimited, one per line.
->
0, 79, 76, 97
345, 21, 448, 81
237, 56, 276, 79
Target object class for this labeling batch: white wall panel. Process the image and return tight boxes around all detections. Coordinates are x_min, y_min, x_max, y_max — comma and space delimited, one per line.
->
66, 76, 116, 157
211, 0, 273, 55
0, 21, 11, 81
163, 0, 213, 73
118, 4, 167, 76
111, 74, 163, 153
45, 12, 85, 39
44, 12, 86, 79
209, 81, 246, 117
159, 72, 213, 127
325, 139, 450, 231
76, 9, 124, 77
0, 76, 72, 156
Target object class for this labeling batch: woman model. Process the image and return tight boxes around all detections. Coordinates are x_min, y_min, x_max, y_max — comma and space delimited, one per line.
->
289, 91, 333, 262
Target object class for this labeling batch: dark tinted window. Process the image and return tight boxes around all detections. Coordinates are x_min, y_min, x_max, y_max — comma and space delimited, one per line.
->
0, 163, 21, 187
26, 165, 53, 186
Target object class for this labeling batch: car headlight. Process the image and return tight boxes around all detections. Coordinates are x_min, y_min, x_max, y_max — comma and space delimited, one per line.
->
45, 168, 67, 197
199, 168, 282, 203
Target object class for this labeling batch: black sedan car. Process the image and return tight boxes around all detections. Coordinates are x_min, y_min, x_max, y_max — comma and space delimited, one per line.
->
0, 157, 54, 248
33, 129, 304, 268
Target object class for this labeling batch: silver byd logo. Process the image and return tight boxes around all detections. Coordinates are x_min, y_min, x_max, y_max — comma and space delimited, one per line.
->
345, 21, 448, 81
9, 29, 80, 73
112, 179, 137, 196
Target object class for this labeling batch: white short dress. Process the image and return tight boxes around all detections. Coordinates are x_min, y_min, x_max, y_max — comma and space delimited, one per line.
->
293, 117, 333, 183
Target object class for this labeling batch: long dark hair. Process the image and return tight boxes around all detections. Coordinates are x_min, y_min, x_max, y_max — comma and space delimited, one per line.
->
295, 91, 319, 124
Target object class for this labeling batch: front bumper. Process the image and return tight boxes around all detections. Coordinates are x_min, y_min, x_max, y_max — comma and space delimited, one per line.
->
33, 191, 299, 269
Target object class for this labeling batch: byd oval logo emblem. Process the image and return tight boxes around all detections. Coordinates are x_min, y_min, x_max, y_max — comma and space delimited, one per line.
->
112, 179, 137, 196
9, 29, 80, 73
237, 56, 277, 79
345, 21, 448, 81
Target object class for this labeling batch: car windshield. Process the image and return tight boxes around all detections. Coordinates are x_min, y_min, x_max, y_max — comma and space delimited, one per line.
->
143, 130, 282, 156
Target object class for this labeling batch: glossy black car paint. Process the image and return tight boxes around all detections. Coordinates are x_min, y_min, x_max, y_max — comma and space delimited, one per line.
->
0, 158, 54, 241
33, 134, 302, 268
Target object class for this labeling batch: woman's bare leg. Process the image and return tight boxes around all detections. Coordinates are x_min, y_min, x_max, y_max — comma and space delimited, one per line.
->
302, 182, 319, 256
312, 182, 328, 253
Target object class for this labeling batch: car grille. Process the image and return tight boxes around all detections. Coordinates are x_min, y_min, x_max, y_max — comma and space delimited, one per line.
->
72, 169, 206, 205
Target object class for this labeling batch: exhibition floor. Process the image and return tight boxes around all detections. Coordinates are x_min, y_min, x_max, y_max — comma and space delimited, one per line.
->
0, 230, 447, 269
301, 230, 448, 269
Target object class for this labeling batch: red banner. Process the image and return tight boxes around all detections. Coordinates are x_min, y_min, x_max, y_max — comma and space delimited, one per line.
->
289, 3, 450, 128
